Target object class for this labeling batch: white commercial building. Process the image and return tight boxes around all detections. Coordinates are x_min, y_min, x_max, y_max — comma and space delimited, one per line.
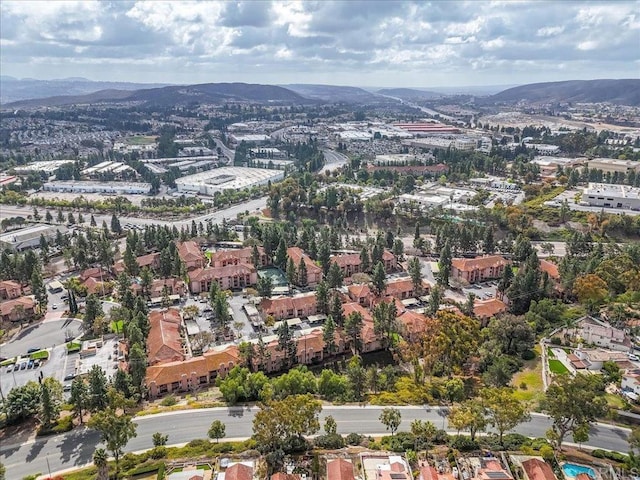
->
175, 167, 284, 196
13, 160, 74, 174
43, 181, 151, 195
586, 158, 640, 175
0, 224, 68, 251
583, 183, 640, 210
82, 161, 134, 176
231, 134, 271, 144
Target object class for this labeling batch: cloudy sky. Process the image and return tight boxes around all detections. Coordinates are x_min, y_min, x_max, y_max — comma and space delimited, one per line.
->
1, 0, 639, 88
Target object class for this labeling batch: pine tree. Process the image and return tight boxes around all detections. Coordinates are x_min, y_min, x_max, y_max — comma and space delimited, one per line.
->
275, 239, 287, 269
439, 240, 452, 287
286, 257, 297, 285
298, 258, 308, 287
327, 261, 343, 289
322, 316, 337, 356
371, 262, 387, 297
315, 281, 329, 314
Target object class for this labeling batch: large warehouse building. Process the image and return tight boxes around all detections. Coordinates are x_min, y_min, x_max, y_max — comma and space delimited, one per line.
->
43, 181, 151, 195
583, 183, 640, 210
175, 167, 284, 196
0, 224, 68, 251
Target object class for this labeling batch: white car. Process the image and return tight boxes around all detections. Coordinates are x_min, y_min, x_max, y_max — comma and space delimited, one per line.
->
628, 353, 639, 362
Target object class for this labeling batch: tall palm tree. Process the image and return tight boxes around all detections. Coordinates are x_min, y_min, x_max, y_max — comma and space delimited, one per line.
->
93, 448, 109, 480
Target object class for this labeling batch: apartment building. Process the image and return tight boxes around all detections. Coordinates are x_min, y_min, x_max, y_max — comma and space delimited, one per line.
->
177, 241, 206, 271
451, 255, 509, 284
287, 247, 323, 286
188, 264, 257, 293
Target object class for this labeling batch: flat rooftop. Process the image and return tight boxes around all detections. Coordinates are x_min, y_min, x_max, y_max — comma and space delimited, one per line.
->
585, 183, 640, 199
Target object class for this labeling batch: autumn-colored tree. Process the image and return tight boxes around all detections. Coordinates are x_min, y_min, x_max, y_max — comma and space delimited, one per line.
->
573, 274, 608, 313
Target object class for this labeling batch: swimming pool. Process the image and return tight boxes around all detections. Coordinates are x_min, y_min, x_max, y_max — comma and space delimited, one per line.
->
562, 463, 596, 480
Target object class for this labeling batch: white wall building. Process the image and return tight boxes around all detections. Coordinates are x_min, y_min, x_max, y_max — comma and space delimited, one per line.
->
0, 224, 68, 251
583, 183, 640, 210
43, 181, 151, 195
175, 167, 284, 196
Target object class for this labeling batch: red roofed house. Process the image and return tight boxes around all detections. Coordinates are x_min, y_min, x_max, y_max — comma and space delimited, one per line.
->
83, 277, 110, 296
210, 246, 270, 268
177, 241, 206, 271
224, 463, 254, 480
397, 310, 429, 342
418, 464, 439, 480
451, 255, 509, 284
132, 278, 188, 298
287, 247, 322, 287
331, 253, 363, 278
79, 267, 112, 283
0, 296, 36, 322
146, 344, 239, 398
520, 458, 557, 480
188, 264, 257, 293
259, 293, 318, 321
147, 309, 184, 365
385, 277, 428, 300
473, 298, 508, 324
271, 474, 301, 480
348, 283, 373, 306
0, 280, 22, 300
327, 459, 355, 480
114, 252, 161, 275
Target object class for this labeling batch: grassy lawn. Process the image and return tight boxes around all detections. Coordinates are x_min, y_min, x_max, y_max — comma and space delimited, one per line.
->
125, 135, 157, 145
548, 359, 569, 375
605, 393, 626, 409
547, 348, 555, 358
512, 347, 545, 407
29, 350, 49, 360
66, 341, 82, 353
0, 358, 16, 367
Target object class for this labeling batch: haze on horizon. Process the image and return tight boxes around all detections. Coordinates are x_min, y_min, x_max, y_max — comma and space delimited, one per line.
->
0, 0, 638, 88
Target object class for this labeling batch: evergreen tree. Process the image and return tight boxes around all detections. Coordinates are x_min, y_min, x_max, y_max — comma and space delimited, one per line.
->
345, 311, 364, 353
276, 321, 297, 368
88, 365, 109, 412
359, 246, 370, 272
298, 258, 308, 287
286, 257, 297, 285
70, 377, 89, 424
318, 242, 331, 275
315, 281, 329, 314
31, 267, 47, 313
327, 261, 343, 289
275, 239, 287, 269
371, 261, 387, 297
129, 344, 147, 396
111, 214, 122, 235
90, 214, 97, 227
439, 240, 452, 287
251, 244, 261, 269
322, 316, 337, 356
408, 257, 423, 296
330, 294, 344, 326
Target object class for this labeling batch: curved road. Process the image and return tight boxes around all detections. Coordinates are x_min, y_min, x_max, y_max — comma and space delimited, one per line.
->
1, 406, 630, 479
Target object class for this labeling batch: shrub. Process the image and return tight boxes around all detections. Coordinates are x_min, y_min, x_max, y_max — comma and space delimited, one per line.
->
451, 436, 479, 452
211, 443, 234, 453
540, 445, 555, 462
346, 433, 363, 445
120, 453, 143, 472
157, 463, 166, 480
52, 415, 74, 434
314, 433, 345, 449
434, 429, 450, 445
160, 395, 177, 406
521, 350, 536, 360
502, 433, 529, 450
125, 460, 163, 476
519, 382, 528, 390
550, 337, 562, 345
150, 446, 167, 459
381, 432, 415, 452
591, 449, 628, 463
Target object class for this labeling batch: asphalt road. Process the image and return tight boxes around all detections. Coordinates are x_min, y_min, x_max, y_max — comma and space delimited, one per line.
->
321, 149, 348, 173
0, 196, 268, 230
0, 406, 631, 479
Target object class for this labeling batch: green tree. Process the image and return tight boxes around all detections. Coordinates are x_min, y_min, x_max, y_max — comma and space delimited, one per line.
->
439, 240, 452, 286
371, 261, 387, 297
70, 377, 89, 424
152, 432, 168, 447
128, 343, 147, 396
379, 407, 402, 436
275, 239, 287, 269
111, 214, 122, 235
286, 257, 297, 286
360, 246, 370, 272
88, 364, 109, 412
5, 381, 40, 423
322, 316, 337, 356
345, 311, 364, 353
257, 275, 274, 298
84, 294, 104, 331
573, 274, 608, 313
448, 400, 487, 440
277, 321, 297, 368
252, 394, 322, 452
411, 419, 437, 449
31, 267, 47, 313
327, 261, 344, 289
408, 257, 423, 296
484, 314, 535, 356
93, 448, 109, 480
39, 377, 63, 429
89, 407, 137, 479
208, 419, 226, 443
541, 374, 607, 450
482, 387, 530, 445
346, 355, 366, 401
298, 258, 308, 287
315, 281, 329, 314
324, 415, 337, 434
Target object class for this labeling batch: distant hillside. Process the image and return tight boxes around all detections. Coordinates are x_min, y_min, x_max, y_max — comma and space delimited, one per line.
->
0, 77, 171, 104
284, 84, 384, 103
489, 79, 640, 106
376, 88, 441, 100
5, 82, 310, 108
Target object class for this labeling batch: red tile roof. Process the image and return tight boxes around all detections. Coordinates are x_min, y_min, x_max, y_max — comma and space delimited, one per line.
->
147, 309, 183, 365
177, 241, 205, 263
419, 465, 439, 480
539, 259, 560, 280
331, 253, 361, 268
342, 302, 373, 322
271, 474, 301, 480
224, 463, 253, 480
521, 458, 557, 480
287, 247, 323, 274
451, 255, 508, 272
0, 296, 35, 316
189, 264, 256, 282
327, 459, 355, 480
473, 298, 507, 319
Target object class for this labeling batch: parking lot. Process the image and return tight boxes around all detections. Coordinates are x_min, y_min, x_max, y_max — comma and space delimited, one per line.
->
462, 281, 498, 300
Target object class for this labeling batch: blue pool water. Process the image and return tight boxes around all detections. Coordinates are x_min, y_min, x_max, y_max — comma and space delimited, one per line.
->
563, 463, 596, 479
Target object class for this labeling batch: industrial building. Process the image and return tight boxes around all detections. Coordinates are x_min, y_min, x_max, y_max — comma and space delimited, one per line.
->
582, 183, 640, 210
230, 134, 271, 144
175, 167, 284, 196
81, 161, 134, 177
13, 160, 74, 174
0, 224, 68, 251
586, 158, 640, 175
43, 181, 151, 195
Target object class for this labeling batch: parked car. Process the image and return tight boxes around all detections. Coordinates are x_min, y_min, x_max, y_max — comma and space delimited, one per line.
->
27, 347, 40, 354
628, 353, 639, 362
6, 365, 13, 373
20, 362, 27, 370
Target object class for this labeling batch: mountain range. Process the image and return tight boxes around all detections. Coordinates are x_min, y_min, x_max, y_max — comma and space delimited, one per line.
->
2, 78, 638, 108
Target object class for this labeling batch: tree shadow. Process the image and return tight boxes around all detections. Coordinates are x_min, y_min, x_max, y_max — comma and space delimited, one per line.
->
227, 406, 245, 418
57, 427, 101, 466
25, 438, 48, 462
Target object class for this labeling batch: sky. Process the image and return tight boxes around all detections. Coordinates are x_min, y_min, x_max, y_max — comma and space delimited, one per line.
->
1, 0, 639, 88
